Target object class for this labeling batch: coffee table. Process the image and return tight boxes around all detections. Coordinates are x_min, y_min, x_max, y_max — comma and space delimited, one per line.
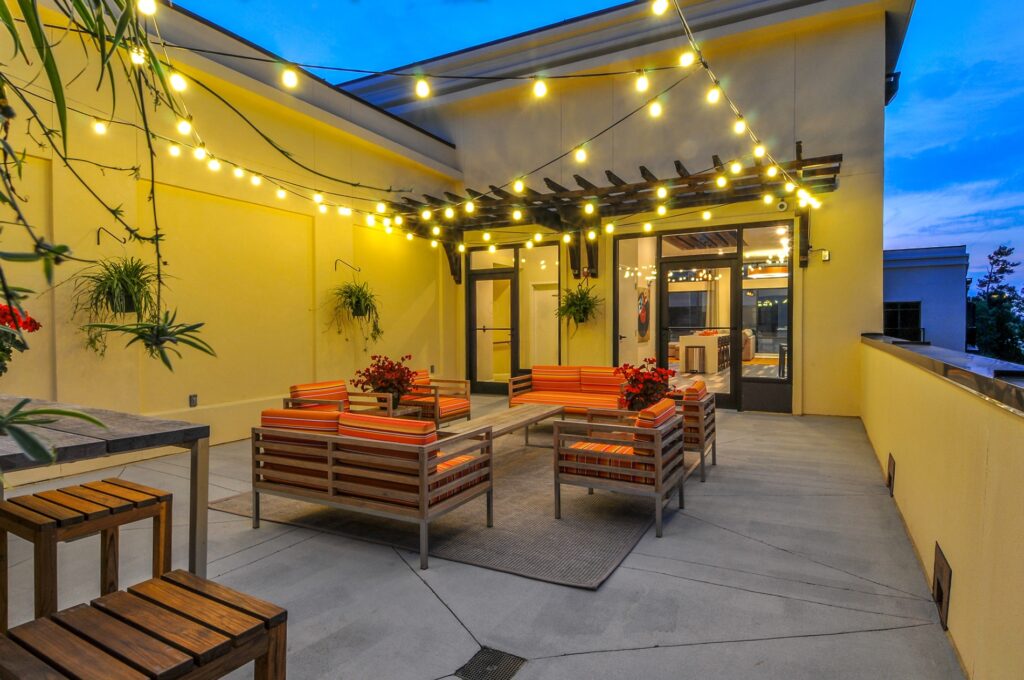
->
439, 404, 563, 446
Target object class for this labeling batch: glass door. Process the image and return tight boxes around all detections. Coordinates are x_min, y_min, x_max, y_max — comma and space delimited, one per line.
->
467, 246, 519, 394
659, 258, 741, 409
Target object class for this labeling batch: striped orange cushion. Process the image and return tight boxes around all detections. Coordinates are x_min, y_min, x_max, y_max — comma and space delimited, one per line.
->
403, 395, 471, 418
261, 408, 339, 432
636, 398, 676, 429
531, 365, 581, 392
290, 380, 350, 411
564, 442, 653, 485
580, 366, 624, 394
511, 391, 621, 413
412, 369, 431, 385
683, 380, 708, 401
337, 412, 438, 446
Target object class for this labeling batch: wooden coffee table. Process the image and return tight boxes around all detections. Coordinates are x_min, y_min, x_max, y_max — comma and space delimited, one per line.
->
440, 404, 563, 447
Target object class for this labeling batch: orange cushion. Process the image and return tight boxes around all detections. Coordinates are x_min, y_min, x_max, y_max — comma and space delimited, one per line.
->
635, 398, 676, 429
290, 380, 350, 411
511, 391, 621, 413
402, 395, 471, 417
683, 380, 708, 401
338, 412, 438, 446
261, 409, 339, 432
580, 366, 624, 394
531, 365, 581, 392
564, 442, 653, 485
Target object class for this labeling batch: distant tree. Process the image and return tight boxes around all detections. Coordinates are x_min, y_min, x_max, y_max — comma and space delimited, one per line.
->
973, 246, 1024, 363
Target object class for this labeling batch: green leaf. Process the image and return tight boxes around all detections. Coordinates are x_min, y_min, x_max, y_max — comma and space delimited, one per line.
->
0, 1, 25, 58
16, 0, 69, 152
5, 425, 55, 465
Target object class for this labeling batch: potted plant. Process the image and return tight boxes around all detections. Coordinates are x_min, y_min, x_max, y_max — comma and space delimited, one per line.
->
557, 279, 603, 332
0, 304, 42, 376
351, 354, 415, 409
617, 358, 677, 411
72, 256, 157, 354
330, 280, 383, 349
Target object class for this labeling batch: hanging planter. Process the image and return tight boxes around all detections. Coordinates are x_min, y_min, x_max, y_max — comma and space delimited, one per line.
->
330, 280, 383, 349
72, 257, 158, 355
557, 279, 603, 332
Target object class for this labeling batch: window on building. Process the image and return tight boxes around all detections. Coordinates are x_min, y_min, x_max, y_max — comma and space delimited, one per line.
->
884, 301, 923, 341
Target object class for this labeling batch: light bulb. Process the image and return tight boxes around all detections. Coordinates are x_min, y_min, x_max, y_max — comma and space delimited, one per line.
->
137, 0, 157, 15
432, 225, 441, 236
513, 209, 523, 221
277, 188, 287, 199
680, 51, 696, 67
207, 158, 221, 172
656, 186, 668, 199
776, 226, 788, 236
605, 223, 615, 234
767, 165, 780, 178
488, 244, 496, 252
587, 230, 597, 241
733, 118, 746, 135
533, 78, 547, 98
282, 68, 299, 89
176, 118, 192, 135
525, 240, 534, 249
635, 72, 649, 93
657, 205, 667, 216
754, 145, 766, 158
415, 78, 430, 98
129, 47, 147, 66
703, 211, 712, 221
643, 223, 653, 232
421, 209, 432, 220
407, 232, 414, 241
707, 85, 722, 104
652, 0, 669, 15
376, 202, 386, 213
168, 143, 181, 157
250, 175, 262, 186
431, 240, 438, 248
92, 120, 108, 135
810, 198, 822, 209
649, 101, 663, 118
193, 146, 206, 160
763, 194, 775, 205
319, 204, 328, 214
716, 175, 727, 188
444, 207, 455, 219
313, 193, 324, 204
394, 215, 404, 226
574, 147, 587, 163
465, 201, 475, 214
366, 214, 376, 226
785, 182, 796, 193
730, 161, 743, 175
513, 179, 525, 193
797, 188, 810, 200
233, 167, 245, 178
339, 206, 352, 216
169, 72, 187, 92
562, 233, 572, 243
458, 244, 466, 253
534, 233, 543, 242
584, 203, 595, 215
383, 218, 392, 227
483, 232, 491, 242
385, 225, 393, 234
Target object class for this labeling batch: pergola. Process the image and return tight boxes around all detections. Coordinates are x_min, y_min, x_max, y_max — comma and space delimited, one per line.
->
391, 146, 842, 283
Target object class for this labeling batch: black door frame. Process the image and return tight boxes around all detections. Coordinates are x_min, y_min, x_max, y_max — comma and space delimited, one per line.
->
658, 256, 743, 410
466, 265, 519, 394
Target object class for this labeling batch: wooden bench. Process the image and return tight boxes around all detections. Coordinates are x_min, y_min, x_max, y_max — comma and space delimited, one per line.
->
0, 570, 287, 679
0, 478, 173, 632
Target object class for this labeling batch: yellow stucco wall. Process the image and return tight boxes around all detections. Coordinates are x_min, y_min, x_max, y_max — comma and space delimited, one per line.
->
406, 5, 886, 415
0, 17, 460, 455
860, 343, 1024, 680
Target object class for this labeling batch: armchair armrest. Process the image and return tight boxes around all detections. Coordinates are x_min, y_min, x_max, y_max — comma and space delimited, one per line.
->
283, 397, 345, 410
349, 392, 394, 417
509, 373, 533, 402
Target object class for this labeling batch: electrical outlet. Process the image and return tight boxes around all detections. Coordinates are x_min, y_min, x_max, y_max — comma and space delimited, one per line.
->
188, 394, 198, 408
821, 249, 831, 262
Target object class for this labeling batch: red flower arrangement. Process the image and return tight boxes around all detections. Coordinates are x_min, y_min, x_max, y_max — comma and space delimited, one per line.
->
616, 358, 676, 411
351, 354, 416, 408
0, 304, 43, 377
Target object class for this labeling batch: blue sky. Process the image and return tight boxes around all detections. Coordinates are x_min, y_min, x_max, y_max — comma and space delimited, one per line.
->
178, 0, 1024, 287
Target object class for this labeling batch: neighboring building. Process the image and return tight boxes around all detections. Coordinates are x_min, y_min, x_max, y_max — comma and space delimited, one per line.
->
884, 246, 970, 350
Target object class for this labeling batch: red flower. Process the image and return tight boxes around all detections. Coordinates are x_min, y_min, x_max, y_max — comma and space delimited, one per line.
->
616, 358, 675, 410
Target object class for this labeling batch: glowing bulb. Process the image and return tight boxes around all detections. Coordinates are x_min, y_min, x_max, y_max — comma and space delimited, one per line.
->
763, 194, 775, 205
656, 186, 668, 199
458, 244, 466, 253
574, 147, 587, 163
366, 214, 376, 226
277, 188, 287, 199
776, 227, 788, 236
92, 120, 108, 135
767, 165, 779, 178
137, 0, 157, 15
513, 179, 525, 193
385, 225, 393, 234
730, 161, 743, 175
488, 244, 496, 252
207, 158, 221, 172
383, 218, 392, 227
313, 193, 324, 204
176, 118, 192, 135
431, 240, 438, 248
483, 232, 491, 242
785, 182, 796, 194
657, 205, 667, 216
652, 0, 669, 15
733, 118, 746, 135
702, 210, 712, 221
797, 188, 810, 200
395, 216, 404, 226
534, 233, 543, 242
643, 223, 653, 232
707, 86, 722, 104
513, 209, 523, 221
129, 47, 147, 66
339, 206, 352, 216
526, 240, 534, 249
587, 230, 597, 241
376, 202, 387, 213
281, 68, 299, 89
533, 78, 547, 98
168, 143, 181, 157
415, 78, 430, 98
605, 223, 615, 234
635, 72, 649, 93
421, 209, 432, 220
584, 203, 595, 215
754, 145, 766, 158
716, 175, 727, 188
465, 201, 475, 214
193, 146, 207, 160
250, 175, 262, 186
679, 51, 696, 67
649, 101, 663, 118
562, 233, 572, 243
444, 207, 455, 219
169, 72, 187, 92
318, 204, 328, 214
230, 168, 244, 179
810, 198, 822, 209
407, 232, 414, 241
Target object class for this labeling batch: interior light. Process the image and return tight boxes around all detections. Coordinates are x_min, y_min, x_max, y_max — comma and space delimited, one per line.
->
415, 78, 430, 98
282, 68, 299, 89
533, 78, 548, 98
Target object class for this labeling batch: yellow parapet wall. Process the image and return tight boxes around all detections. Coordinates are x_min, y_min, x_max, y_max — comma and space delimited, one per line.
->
860, 341, 1024, 680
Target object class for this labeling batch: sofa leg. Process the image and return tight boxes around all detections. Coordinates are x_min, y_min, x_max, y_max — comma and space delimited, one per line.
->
486, 489, 494, 528
655, 500, 664, 538
419, 523, 429, 570
554, 480, 561, 519
700, 449, 706, 483
678, 478, 685, 509
712, 440, 717, 466
252, 490, 261, 529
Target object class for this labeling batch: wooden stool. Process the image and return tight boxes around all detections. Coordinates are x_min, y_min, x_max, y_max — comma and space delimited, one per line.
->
0, 478, 173, 632
0, 569, 287, 679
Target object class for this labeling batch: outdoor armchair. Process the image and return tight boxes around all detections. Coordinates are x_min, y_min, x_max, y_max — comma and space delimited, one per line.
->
284, 379, 394, 416
401, 369, 472, 426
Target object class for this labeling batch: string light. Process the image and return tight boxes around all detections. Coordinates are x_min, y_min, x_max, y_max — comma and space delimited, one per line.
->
513, 179, 525, 193
168, 143, 181, 157
176, 118, 192, 135
574, 147, 587, 163
207, 158, 221, 172
458, 244, 466, 253
92, 120, 108, 135
587, 230, 597, 240
250, 175, 262, 186
129, 47, 147, 66
649, 101, 663, 118
707, 85, 722, 104
562, 233, 572, 243
421, 209, 432, 220
339, 206, 352, 216
534, 233, 543, 242
643, 222, 653, 232
679, 51, 696, 67
605, 223, 615, 234
169, 72, 187, 92
776, 226, 788, 236
366, 214, 376, 226
766, 165, 780, 178
716, 175, 727, 188
383, 217, 392, 227
385, 225, 393, 234
319, 204, 328, 214
702, 210, 713, 220
432, 225, 441, 236
730, 161, 743, 175
313, 193, 324, 204
652, 0, 669, 15
754, 145, 766, 158
533, 78, 548, 98
513, 209, 523, 221
584, 203, 595, 215
483, 232, 492, 241
277, 188, 287, 199
233, 167, 244, 178
407, 232, 414, 241
281, 68, 299, 89
137, 0, 157, 15
375, 202, 387, 213
415, 78, 430, 98
193, 145, 207, 160
763, 194, 775, 205
444, 207, 455, 219
394, 215, 404, 226
657, 205, 667, 216
656, 186, 668, 199
525, 240, 534, 249
431, 240, 438, 248
785, 182, 796, 193
488, 244, 496, 252
635, 71, 650, 93
733, 118, 746, 135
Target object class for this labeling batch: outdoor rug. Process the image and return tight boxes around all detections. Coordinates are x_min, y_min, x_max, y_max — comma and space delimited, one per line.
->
210, 432, 679, 589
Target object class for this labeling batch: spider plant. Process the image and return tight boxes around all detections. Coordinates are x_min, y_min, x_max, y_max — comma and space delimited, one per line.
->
73, 257, 158, 354
330, 280, 383, 349
85, 310, 216, 372
557, 280, 603, 332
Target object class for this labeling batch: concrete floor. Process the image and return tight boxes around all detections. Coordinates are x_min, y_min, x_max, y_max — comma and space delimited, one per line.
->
3, 397, 965, 679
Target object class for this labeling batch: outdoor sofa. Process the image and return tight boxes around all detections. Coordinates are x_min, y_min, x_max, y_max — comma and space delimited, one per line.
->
509, 365, 626, 414
252, 409, 493, 569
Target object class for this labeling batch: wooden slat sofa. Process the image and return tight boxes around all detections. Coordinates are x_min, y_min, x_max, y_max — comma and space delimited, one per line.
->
509, 366, 626, 415
553, 398, 686, 536
252, 409, 493, 569
400, 369, 472, 426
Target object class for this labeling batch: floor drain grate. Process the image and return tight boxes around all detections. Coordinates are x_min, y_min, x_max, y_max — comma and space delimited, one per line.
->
456, 647, 527, 680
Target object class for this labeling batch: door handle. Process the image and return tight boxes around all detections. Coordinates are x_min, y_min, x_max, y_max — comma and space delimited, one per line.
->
618, 335, 627, 341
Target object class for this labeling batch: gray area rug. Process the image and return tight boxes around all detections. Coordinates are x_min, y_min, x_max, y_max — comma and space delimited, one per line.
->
211, 433, 674, 589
